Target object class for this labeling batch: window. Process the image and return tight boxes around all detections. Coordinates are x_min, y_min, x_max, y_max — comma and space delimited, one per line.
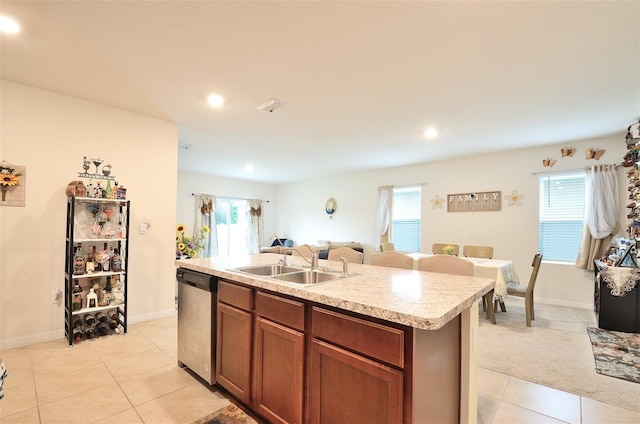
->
216, 198, 249, 256
391, 186, 421, 252
539, 173, 585, 262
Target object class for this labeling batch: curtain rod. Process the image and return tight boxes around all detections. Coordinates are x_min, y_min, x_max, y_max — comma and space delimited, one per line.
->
191, 192, 270, 203
531, 164, 619, 176
377, 182, 427, 190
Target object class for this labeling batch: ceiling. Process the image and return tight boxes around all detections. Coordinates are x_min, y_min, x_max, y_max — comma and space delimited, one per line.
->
1, 1, 638, 184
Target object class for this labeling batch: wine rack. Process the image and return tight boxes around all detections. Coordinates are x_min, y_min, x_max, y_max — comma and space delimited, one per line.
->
64, 196, 130, 346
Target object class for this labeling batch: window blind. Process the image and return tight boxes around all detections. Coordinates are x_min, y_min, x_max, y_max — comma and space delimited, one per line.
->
539, 173, 585, 262
392, 187, 421, 252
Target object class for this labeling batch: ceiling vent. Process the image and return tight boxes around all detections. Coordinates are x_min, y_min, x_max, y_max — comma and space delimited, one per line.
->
256, 98, 287, 113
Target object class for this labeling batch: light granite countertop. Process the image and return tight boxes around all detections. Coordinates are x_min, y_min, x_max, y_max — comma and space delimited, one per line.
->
175, 253, 495, 330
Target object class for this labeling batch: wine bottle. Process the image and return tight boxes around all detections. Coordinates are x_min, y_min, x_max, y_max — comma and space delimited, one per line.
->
108, 319, 118, 330
105, 180, 112, 199
109, 309, 119, 321
73, 316, 83, 328
83, 313, 96, 325
72, 325, 84, 343
72, 280, 83, 311
111, 248, 122, 272
101, 243, 110, 271
92, 245, 100, 272
95, 311, 108, 323
96, 321, 109, 336
73, 244, 86, 275
83, 323, 97, 339
86, 246, 95, 273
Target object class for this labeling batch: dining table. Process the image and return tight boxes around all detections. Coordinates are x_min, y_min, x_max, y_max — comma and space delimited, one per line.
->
409, 253, 520, 323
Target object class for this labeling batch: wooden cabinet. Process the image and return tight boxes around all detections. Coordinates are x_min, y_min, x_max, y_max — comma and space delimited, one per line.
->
216, 282, 305, 423
309, 306, 405, 424
593, 262, 640, 332
214, 279, 464, 424
309, 339, 403, 424
252, 291, 305, 424
216, 281, 252, 403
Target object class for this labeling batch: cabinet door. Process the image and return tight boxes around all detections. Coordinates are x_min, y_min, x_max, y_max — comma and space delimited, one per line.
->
252, 317, 304, 424
216, 302, 252, 403
309, 339, 403, 424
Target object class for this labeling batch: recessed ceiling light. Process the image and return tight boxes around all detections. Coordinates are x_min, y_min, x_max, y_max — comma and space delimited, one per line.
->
0, 15, 20, 34
244, 164, 254, 173
423, 128, 438, 139
207, 94, 224, 108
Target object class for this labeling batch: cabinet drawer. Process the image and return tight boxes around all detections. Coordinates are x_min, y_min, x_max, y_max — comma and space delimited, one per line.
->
255, 291, 305, 331
312, 307, 405, 368
218, 280, 252, 311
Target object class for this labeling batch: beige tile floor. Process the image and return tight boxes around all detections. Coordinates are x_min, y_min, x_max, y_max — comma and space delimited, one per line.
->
1, 313, 639, 424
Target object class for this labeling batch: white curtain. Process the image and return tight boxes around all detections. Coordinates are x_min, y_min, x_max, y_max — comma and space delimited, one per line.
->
247, 199, 263, 254
376, 186, 392, 247
585, 164, 619, 238
194, 194, 218, 258
576, 165, 619, 270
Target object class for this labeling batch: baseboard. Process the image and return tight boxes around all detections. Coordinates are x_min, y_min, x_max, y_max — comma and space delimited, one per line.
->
127, 308, 177, 324
534, 297, 593, 311
0, 308, 177, 350
0, 329, 65, 350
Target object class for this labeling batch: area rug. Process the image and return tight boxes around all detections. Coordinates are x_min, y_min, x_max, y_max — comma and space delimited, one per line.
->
478, 300, 640, 412
587, 327, 640, 384
191, 403, 258, 424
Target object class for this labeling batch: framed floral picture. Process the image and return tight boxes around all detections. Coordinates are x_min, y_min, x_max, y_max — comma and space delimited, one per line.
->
0, 162, 26, 207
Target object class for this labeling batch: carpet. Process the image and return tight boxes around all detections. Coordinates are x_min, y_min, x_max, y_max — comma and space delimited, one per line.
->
191, 403, 258, 424
478, 300, 640, 412
587, 327, 640, 384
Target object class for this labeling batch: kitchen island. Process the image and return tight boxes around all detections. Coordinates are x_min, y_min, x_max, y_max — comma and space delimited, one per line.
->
176, 253, 494, 424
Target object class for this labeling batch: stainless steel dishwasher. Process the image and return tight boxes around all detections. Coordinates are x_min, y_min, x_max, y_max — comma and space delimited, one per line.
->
176, 267, 218, 385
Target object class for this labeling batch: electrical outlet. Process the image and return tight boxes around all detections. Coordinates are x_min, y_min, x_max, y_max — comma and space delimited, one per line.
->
54, 288, 62, 303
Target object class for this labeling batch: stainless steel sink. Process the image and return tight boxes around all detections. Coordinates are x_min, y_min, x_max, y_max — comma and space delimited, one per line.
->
273, 270, 344, 285
234, 264, 303, 276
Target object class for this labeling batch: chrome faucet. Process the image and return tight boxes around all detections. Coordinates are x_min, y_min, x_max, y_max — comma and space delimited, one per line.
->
338, 257, 349, 276
286, 248, 320, 270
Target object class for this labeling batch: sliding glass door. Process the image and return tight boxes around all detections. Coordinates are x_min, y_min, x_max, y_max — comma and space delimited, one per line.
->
216, 198, 249, 256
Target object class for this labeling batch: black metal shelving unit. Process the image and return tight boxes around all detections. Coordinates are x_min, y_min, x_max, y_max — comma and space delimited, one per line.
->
64, 196, 130, 346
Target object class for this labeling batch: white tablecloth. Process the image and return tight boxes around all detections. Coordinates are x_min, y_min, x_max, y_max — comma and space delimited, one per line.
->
409, 254, 519, 301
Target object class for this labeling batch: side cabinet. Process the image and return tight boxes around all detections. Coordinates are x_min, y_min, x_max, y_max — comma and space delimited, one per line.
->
252, 291, 305, 424
216, 281, 252, 403
309, 307, 405, 424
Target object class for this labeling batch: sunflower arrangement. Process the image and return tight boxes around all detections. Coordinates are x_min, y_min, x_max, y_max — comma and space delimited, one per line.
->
0, 161, 23, 202
176, 224, 210, 258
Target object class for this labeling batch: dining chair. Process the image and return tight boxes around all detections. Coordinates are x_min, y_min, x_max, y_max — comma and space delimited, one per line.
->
380, 242, 395, 252
463, 245, 494, 259
432, 243, 460, 256
417, 255, 474, 276
495, 252, 543, 327
328, 247, 364, 264
369, 251, 413, 269
418, 255, 496, 324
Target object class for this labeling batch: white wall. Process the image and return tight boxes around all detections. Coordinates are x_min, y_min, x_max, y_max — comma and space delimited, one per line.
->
0, 80, 178, 349
277, 134, 628, 309
176, 171, 278, 248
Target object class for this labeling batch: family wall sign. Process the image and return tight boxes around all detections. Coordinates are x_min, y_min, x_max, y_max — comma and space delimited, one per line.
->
447, 191, 502, 212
